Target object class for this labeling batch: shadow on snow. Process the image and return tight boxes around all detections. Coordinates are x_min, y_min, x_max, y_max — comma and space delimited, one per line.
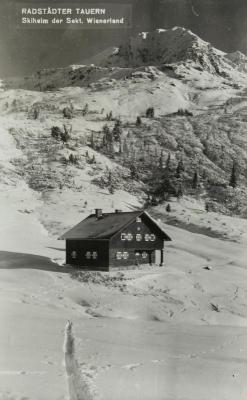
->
0, 251, 69, 273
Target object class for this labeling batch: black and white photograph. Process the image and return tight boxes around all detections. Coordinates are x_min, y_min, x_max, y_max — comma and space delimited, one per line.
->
0, 0, 247, 399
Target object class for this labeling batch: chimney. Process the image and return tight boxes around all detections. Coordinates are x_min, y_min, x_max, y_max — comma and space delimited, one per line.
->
115, 209, 122, 214
95, 209, 103, 219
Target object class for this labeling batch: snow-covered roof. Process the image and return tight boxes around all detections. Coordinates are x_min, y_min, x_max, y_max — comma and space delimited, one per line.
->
59, 211, 172, 241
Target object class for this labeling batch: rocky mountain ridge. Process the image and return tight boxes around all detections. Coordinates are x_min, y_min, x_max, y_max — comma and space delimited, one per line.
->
4, 27, 247, 91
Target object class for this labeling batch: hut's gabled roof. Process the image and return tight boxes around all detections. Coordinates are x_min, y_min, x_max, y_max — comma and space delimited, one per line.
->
59, 210, 171, 241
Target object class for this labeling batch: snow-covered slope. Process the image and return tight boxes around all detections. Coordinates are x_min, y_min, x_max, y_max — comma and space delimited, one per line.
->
0, 215, 247, 399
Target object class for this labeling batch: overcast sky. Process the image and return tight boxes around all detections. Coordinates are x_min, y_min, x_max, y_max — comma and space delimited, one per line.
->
1, 0, 247, 77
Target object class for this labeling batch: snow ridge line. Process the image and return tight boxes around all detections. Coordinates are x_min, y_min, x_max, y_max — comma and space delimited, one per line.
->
63, 320, 101, 400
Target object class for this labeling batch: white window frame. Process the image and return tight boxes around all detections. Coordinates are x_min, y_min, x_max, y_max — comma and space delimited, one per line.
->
121, 233, 126, 241
150, 234, 156, 241
126, 233, 133, 241
142, 251, 148, 259
92, 251, 98, 260
136, 217, 142, 223
123, 252, 129, 259
116, 251, 122, 260
85, 251, 91, 259
71, 251, 77, 259
136, 234, 142, 241
144, 234, 150, 241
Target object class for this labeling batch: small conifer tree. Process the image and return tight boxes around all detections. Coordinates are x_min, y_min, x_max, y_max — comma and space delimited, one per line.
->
159, 150, 164, 168
176, 159, 185, 178
112, 119, 122, 141
166, 152, 171, 169
166, 203, 171, 212
90, 133, 95, 149
123, 138, 129, 154
177, 183, 184, 198
136, 116, 142, 126
32, 107, 40, 120
192, 170, 199, 189
229, 162, 237, 188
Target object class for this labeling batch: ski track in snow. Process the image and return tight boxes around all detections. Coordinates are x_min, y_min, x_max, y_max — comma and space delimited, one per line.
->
64, 321, 101, 400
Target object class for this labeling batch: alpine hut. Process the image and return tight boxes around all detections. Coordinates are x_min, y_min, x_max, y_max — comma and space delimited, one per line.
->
59, 209, 171, 271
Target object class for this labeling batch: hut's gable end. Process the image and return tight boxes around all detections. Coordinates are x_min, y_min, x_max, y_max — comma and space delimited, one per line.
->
110, 214, 164, 250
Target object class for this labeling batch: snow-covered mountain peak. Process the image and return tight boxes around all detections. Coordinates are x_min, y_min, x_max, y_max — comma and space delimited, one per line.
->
93, 26, 247, 80
103, 26, 231, 76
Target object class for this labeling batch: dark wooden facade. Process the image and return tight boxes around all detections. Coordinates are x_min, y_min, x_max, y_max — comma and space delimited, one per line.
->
66, 239, 109, 270
61, 210, 171, 271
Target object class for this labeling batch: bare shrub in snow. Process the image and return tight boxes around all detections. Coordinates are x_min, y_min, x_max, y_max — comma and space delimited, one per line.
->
82, 103, 89, 116
210, 303, 220, 312
51, 126, 62, 140
146, 107, 154, 118
86, 154, 96, 165
106, 111, 113, 121
61, 125, 71, 143
177, 108, 193, 116
63, 107, 74, 119
28, 106, 40, 120
69, 154, 79, 165
71, 271, 127, 289
51, 125, 71, 143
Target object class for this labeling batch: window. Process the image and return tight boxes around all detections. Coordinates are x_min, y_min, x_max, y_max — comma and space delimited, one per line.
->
136, 234, 142, 241
136, 217, 141, 223
142, 251, 148, 259
116, 251, 129, 260
135, 251, 141, 257
85, 251, 98, 259
121, 233, 133, 241
145, 234, 150, 241
121, 233, 126, 241
150, 234, 156, 241
71, 251, 77, 259
126, 233, 133, 241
